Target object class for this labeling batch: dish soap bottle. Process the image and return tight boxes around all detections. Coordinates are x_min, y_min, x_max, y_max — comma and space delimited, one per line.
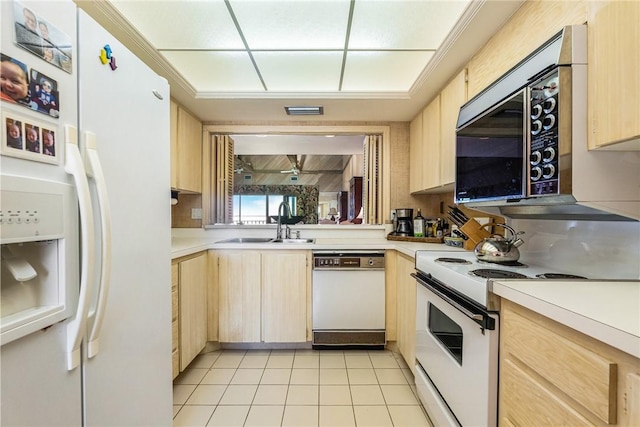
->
413, 209, 425, 237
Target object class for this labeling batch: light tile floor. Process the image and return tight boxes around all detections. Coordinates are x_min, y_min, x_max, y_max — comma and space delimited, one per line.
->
173, 349, 432, 427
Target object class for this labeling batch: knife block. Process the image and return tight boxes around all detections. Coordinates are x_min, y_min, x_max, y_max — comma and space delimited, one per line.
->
460, 219, 492, 251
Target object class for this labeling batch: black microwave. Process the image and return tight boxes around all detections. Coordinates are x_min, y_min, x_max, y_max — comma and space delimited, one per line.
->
454, 89, 527, 204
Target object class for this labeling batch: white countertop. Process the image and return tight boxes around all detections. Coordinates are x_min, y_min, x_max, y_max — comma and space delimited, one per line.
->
492, 280, 640, 359
172, 235, 461, 260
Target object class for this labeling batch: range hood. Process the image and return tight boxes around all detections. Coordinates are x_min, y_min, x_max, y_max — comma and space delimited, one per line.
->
457, 25, 640, 221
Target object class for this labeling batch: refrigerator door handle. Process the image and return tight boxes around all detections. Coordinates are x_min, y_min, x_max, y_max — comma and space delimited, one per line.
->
84, 132, 112, 359
64, 125, 95, 371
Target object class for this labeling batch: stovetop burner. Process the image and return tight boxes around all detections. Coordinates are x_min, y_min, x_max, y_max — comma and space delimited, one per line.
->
536, 273, 588, 279
469, 269, 530, 279
477, 260, 528, 268
435, 257, 472, 265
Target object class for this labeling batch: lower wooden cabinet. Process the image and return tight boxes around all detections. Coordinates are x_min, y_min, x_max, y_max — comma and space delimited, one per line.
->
171, 263, 179, 379
172, 251, 208, 377
216, 250, 311, 343
395, 252, 416, 371
261, 252, 309, 343
500, 299, 640, 426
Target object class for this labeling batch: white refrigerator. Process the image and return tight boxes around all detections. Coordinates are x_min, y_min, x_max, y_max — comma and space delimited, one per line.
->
1, 1, 172, 425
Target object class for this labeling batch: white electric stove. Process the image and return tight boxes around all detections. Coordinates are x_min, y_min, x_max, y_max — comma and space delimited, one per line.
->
412, 250, 589, 427
414, 250, 589, 309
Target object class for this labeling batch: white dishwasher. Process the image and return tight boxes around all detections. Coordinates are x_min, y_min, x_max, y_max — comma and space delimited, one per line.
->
312, 250, 386, 349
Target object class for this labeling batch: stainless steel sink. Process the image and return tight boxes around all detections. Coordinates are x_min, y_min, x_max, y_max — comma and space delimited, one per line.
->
271, 238, 315, 244
215, 237, 275, 243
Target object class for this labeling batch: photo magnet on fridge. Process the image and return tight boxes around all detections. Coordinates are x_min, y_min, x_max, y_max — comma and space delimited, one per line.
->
1, 110, 59, 165
13, 1, 73, 73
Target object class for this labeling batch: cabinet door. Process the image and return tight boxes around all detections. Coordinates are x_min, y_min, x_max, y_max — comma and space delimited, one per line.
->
261, 251, 309, 343
170, 100, 179, 189
440, 70, 467, 185
421, 96, 441, 190
171, 262, 179, 379
395, 253, 416, 370
179, 252, 207, 371
218, 251, 261, 342
409, 113, 423, 193
176, 107, 203, 193
588, 1, 640, 150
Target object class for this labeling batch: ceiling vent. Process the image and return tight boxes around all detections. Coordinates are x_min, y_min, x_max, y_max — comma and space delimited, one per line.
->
285, 106, 324, 116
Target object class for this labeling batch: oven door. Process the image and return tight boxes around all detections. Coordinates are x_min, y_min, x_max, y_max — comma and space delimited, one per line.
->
413, 273, 499, 427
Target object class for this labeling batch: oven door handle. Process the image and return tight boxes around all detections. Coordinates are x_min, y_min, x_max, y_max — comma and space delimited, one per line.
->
411, 273, 495, 331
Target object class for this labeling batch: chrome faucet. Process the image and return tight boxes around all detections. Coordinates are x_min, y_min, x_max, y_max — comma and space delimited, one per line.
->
276, 201, 292, 239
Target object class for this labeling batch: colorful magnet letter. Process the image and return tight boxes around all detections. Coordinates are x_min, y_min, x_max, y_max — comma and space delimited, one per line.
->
109, 55, 117, 71
99, 48, 108, 64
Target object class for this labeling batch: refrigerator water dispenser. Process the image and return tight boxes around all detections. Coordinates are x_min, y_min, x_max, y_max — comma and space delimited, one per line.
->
0, 175, 77, 346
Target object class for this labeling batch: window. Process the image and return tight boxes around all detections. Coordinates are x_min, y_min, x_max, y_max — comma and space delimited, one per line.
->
233, 194, 297, 224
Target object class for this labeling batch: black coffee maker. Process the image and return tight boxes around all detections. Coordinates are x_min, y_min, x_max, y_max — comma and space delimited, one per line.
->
394, 208, 413, 236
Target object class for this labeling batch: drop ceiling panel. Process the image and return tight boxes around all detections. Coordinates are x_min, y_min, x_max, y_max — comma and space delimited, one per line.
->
349, 1, 471, 49
342, 51, 434, 92
161, 51, 264, 92
229, 1, 351, 49
111, 0, 243, 49
253, 51, 343, 92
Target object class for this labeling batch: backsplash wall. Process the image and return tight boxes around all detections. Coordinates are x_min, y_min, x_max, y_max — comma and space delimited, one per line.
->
511, 219, 640, 279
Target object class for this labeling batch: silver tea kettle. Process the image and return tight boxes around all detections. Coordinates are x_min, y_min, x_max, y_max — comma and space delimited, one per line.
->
474, 223, 525, 263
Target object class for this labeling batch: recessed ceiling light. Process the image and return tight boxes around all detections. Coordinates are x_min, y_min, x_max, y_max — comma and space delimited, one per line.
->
284, 106, 324, 116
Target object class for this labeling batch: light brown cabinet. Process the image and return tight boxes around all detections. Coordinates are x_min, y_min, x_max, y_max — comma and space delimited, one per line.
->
409, 69, 467, 193
217, 251, 262, 343
587, 1, 640, 150
170, 100, 203, 193
216, 250, 310, 343
421, 95, 441, 191
439, 70, 467, 183
261, 251, 310, 343
409, 113, 423, 194
500, 299, 640, 426
395, 252, 416, 371
172, 252, 208, 375
171, 263, 179, 379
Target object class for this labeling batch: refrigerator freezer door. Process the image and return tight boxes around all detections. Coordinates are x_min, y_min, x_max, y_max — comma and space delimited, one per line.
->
77, 10, 173, 427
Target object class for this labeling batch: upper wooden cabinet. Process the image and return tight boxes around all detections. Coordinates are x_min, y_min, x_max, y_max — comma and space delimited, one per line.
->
409, 113, 423, 194
421, 95, 441, 191
440, 70, 467, 184
170, 100, 203, 193
410, 69, 467, 193
587, 1, 640, 150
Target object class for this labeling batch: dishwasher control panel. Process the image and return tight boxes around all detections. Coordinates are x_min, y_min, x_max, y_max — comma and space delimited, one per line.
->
313, 252, 385, 269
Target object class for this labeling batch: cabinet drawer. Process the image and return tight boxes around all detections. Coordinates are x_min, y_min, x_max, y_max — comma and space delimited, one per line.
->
501, 358, 595, 426
171, 263, 179, 289
172, 349, 179, 379
171, 288, 179, 321
172, 319, 179, 351
503, 304, 617, 423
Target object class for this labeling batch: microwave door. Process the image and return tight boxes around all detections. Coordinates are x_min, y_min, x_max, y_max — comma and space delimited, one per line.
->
455, 90, 527, 204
